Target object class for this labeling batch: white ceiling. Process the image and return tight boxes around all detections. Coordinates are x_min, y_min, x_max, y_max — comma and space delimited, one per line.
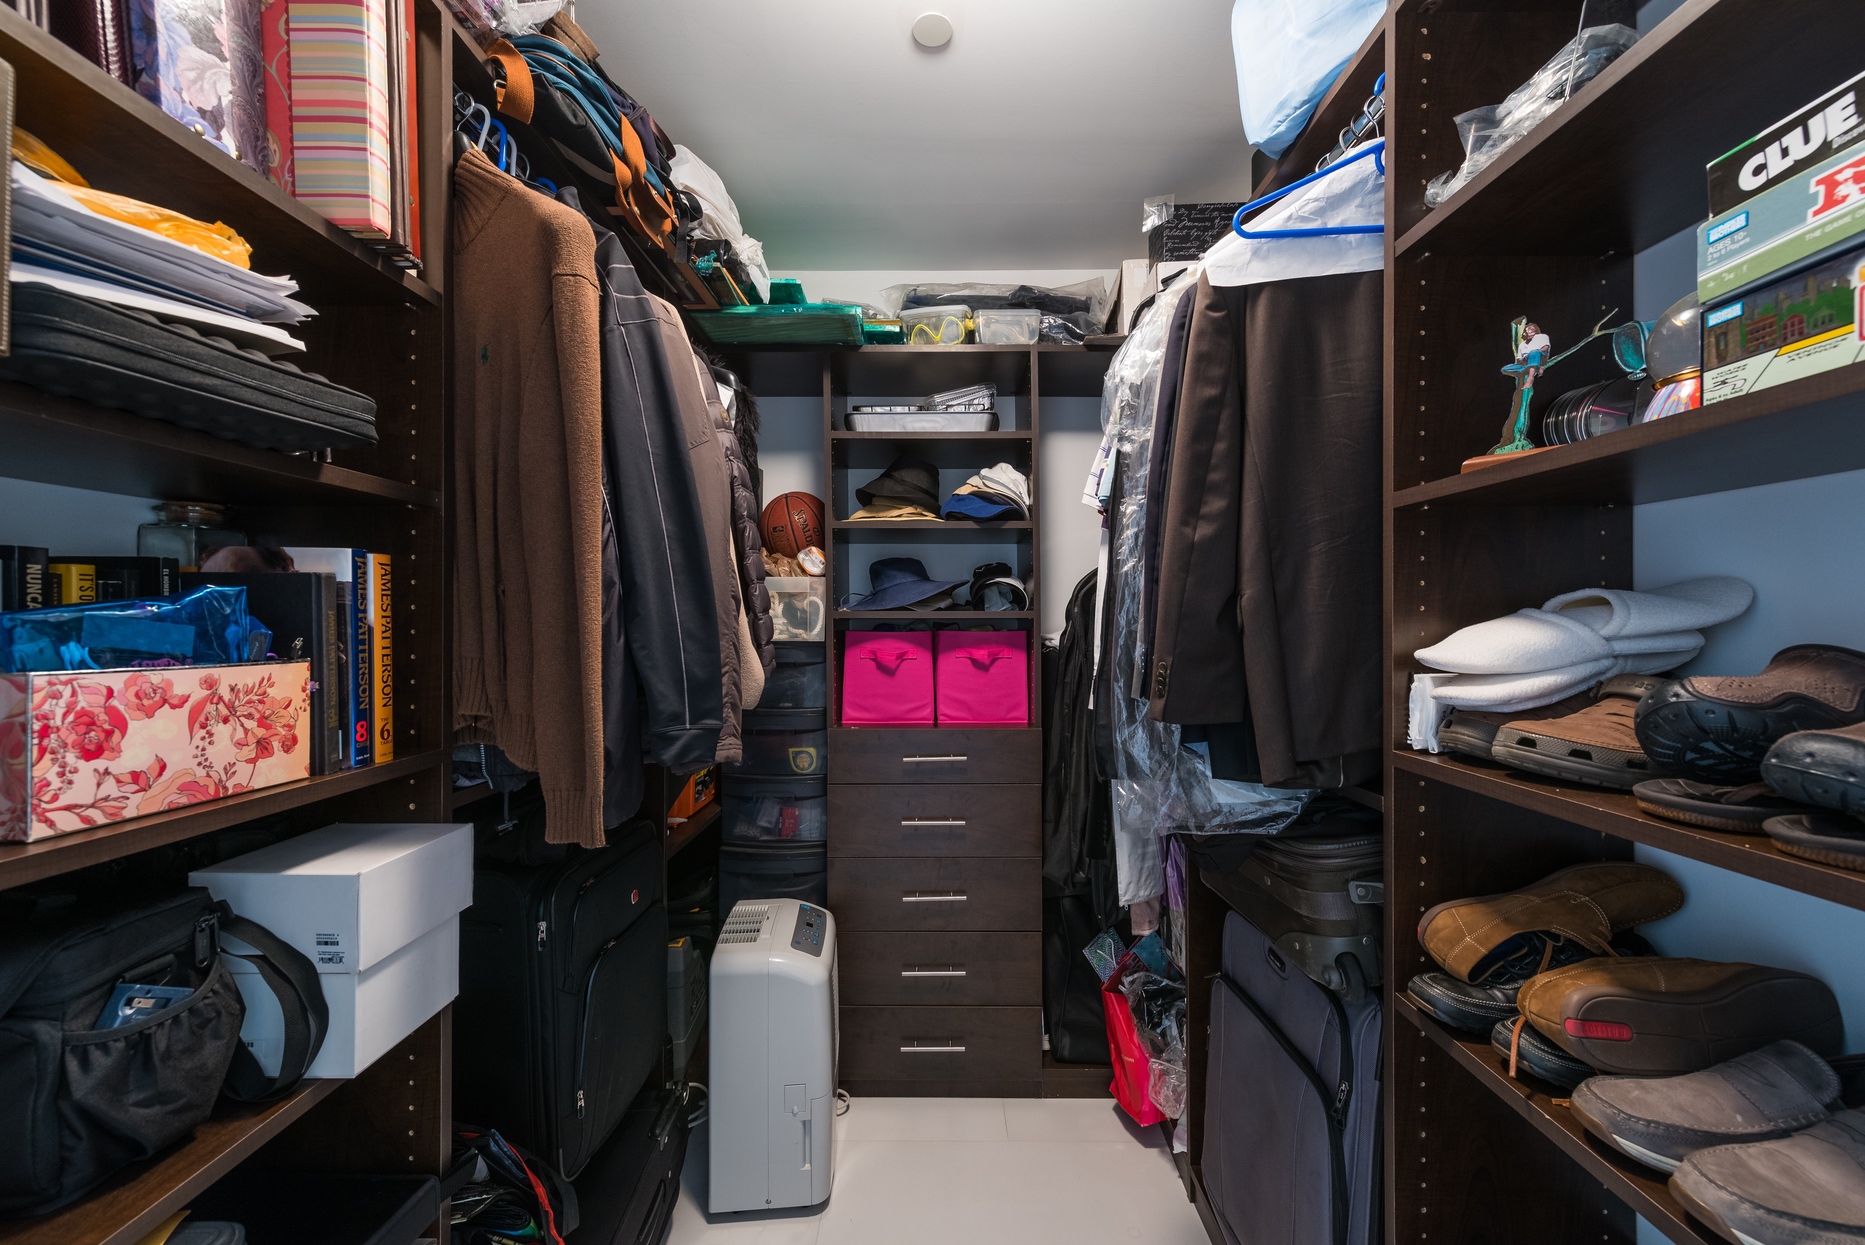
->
572, 0, 1254, 270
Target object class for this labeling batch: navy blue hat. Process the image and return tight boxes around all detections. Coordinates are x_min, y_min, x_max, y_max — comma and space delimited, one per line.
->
847, 557, 966, 611
940, 491, 1022, 521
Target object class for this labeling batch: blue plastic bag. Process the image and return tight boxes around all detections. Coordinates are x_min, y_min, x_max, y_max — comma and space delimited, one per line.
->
0, 585, 270, 673
1232, 0, 1387, 157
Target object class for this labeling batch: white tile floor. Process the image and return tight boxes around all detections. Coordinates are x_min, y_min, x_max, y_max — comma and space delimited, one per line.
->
668, 1097, 1211, 1245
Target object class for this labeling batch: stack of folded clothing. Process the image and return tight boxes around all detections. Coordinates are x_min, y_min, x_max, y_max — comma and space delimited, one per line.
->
941, 463, 1029, 521
0, 132, 377, 453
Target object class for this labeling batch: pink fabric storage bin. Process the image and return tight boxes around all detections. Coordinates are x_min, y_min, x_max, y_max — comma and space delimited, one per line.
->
934, 632, 1029, 727
841, 632, 934, 726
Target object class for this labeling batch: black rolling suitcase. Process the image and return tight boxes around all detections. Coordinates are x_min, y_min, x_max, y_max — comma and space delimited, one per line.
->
1205, 911, 1382, 1245
454, 817, 668, 1180
569, 1083, 691, 1245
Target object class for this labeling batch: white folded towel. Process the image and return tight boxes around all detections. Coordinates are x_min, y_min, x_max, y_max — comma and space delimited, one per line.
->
1541, 577, 1754, 638
1408, 673, 1457, 751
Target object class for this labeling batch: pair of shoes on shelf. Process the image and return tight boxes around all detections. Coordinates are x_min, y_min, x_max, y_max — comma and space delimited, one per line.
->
1634, 647, 1865, 868
1572, 1041, 1865, 1245
1405, 863, 1843, 1092
1443, 676, 1662, 788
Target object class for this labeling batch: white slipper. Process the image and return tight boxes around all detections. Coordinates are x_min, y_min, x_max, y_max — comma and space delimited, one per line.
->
1428, 658, 1618, 709
1543, 577, 1754, 639
1415, 608, 1611, 675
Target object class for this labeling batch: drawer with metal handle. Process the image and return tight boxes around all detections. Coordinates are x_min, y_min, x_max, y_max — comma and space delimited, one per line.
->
836, 931, 1040, 1005
828, 857, 1039, 931
838, 1005, 1041, 1084
827, 728, 1042, 785
828, 784, 1039, 858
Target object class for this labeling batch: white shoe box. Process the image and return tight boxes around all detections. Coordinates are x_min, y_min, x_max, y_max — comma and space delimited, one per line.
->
192, 822, 474, 1078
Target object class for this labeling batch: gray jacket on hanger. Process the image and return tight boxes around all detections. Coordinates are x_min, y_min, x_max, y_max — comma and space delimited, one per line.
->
576, 193, 724, 775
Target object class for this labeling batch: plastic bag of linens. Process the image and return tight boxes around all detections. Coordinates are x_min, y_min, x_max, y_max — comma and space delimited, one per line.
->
1425, 24, 1638, 207
1230, 0, 1388, 158
1093, 272, 1314, 847
0, 586, 270, 673
879, 280, 1111, 343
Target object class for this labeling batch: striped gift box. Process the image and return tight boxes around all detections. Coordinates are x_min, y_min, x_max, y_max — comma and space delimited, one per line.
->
288, 0, 393, 238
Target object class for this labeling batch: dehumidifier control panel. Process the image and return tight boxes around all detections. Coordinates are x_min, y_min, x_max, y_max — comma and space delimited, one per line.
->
790, 904, 826, 957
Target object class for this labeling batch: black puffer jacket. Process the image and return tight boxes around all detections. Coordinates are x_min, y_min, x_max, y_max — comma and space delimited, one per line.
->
718, 400, 775, 675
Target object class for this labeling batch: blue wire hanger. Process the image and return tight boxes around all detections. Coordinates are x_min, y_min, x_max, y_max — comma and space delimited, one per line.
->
1231, 137, 1386, 239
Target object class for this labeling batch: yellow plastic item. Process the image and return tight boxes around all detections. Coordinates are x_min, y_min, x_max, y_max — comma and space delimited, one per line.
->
12, 129, 254, 269
13, 128, 87, 185
135, 1210, 191, 1245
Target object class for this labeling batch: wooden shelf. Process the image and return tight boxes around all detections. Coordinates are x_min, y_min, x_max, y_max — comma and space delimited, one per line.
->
831, 519, 1032, 532
1392, 362, 1865, 508
1395, 0, 1865, 257
0, 382, 441, 507
0, 1079, 342, 1245
836, 610, 1034, 621
665, 800, 721, 860
1393, 750, 1865, 912
0, 8, 437, 308
831, 431, 1032, 441
1396, 997, 1716, 1245
0, 751, 447, 890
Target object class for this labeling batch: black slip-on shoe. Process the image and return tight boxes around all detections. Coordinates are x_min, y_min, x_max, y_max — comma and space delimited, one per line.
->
1762, 721, 1865, 816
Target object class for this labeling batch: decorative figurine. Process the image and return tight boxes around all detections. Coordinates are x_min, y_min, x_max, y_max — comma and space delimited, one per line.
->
1480, 310, 1628, 461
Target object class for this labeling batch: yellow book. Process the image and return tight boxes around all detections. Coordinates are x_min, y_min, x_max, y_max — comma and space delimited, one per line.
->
368, 552, 394, 762
47, 562, 96, 605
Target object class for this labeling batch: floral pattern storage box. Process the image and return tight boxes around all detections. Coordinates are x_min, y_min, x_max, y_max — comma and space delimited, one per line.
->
0, 662, 311, 842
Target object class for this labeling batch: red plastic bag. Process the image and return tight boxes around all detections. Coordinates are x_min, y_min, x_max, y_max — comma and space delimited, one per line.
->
1102, 958, 1168, 1126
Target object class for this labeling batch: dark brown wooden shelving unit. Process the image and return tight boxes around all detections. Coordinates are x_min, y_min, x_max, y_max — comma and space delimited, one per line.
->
1379, 2, 1865, 1244
0, 0, 460, 1238
664, 801, 721, 861
0, 1080, 342, 1245
1395, 997, 1715, 1245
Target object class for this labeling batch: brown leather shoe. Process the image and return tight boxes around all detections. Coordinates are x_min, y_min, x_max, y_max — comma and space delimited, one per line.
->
1637, 645, 1865, 785
1418, 862, 1683, 984
1517, 957, 1844, 1076
1492, 675, 1666, 789
1440, 691, 1594, 762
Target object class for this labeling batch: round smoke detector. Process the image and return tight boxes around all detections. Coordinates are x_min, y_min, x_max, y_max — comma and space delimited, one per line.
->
912, 12, 953, 49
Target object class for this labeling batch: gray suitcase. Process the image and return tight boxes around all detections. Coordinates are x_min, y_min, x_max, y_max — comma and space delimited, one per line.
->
1205, 911, 1381, 1245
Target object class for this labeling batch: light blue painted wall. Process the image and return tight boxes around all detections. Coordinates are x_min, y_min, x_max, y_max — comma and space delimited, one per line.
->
0, 478, 156, 555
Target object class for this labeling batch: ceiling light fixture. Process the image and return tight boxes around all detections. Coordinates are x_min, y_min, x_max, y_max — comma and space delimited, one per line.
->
911, 12, 953, 49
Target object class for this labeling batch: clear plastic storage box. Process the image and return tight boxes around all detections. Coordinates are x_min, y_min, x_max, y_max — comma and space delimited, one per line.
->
766, 577, 827, 641
973, 308, 1041, 345
721, 776, 827, 843
900, 304, 973, 345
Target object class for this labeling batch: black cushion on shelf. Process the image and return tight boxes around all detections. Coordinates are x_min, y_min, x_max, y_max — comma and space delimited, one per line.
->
0, 285, 379, 453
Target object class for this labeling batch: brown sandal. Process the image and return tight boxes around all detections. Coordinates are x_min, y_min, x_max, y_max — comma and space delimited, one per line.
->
1633, 779, 1804, 833
1492, 675, 1668, 789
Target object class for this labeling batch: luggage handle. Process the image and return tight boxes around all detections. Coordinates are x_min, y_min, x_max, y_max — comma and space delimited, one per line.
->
1349, 880, 1384, 905
902, 892, 967, 903
902, 754, 967, 763
901, 818, 966, 827
901, 967, 966, 977
901, 1041, 966, 1053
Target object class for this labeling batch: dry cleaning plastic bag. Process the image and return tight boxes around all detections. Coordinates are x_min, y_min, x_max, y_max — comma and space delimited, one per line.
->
1231, 0, 1387, 158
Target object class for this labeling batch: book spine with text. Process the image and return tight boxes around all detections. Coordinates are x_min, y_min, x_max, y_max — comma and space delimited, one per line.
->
351, 548, 375, 766
368, 551, 393, 762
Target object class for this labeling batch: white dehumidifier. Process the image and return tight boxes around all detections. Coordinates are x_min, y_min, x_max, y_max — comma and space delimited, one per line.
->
708, 898, 838, 1213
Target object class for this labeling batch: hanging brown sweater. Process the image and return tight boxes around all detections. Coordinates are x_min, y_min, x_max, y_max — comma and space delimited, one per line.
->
452, 149, 608, 846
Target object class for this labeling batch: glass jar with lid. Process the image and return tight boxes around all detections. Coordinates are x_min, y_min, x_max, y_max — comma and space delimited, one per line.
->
137, 502, 246, 571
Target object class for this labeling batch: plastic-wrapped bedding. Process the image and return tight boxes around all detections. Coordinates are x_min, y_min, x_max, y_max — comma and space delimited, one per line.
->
1086, 269, 1311, 905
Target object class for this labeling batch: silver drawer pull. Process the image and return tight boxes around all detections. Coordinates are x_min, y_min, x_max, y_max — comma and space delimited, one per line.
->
902, 892, 967, 903
901, 818, 966, 827
902, 754, 968, 763
901, 968, 967, 977
900, 1042, 966, 1053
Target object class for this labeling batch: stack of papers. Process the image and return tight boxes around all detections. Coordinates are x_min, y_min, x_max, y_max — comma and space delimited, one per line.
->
10, 164, 313, 354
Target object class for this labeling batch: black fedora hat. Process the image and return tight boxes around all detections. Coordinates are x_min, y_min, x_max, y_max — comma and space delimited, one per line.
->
856, 454, 939, 510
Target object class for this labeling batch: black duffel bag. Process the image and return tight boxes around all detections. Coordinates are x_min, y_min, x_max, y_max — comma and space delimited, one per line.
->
0, 887, 327, 1216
